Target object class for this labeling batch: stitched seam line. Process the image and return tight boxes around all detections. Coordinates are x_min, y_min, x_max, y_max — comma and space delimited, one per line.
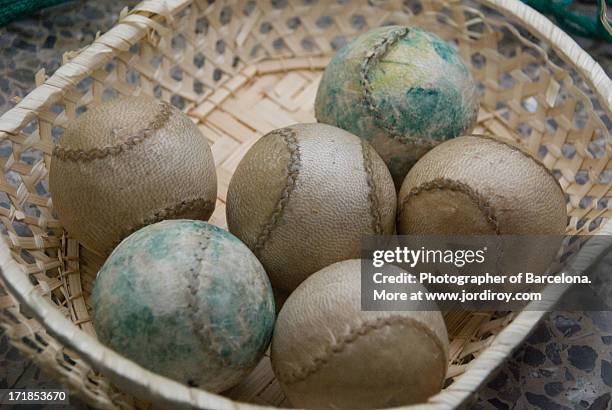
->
400, 177, 501, 234
107, 198, 215, 253
361, 140, 383, 234
187, 236, 209, 370
393, 137, 440, 147
140, 198, 215, 226
400, 176, 505, 273
185, 231, 231, 383
53, 101, 173, 162
360, 27, 410, 139
253, 128, 301, 256
470, 134, 565, 195
276, 315, 447, 385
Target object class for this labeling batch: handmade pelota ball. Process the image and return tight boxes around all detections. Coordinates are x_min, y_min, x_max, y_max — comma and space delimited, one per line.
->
226, 123, 396, 292
315, 26, 479, 187
271, 259, 449, 409
399, 135, 568, 296
50, 95, 217, 255
93, 220, 275, 392
397, 135, 567, 236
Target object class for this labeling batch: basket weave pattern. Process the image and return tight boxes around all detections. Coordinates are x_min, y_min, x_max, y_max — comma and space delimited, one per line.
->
0, 0, 610, 408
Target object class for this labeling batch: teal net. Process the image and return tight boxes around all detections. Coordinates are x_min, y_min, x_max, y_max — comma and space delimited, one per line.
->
522, 0, 612, 41
0, 0, 70, 27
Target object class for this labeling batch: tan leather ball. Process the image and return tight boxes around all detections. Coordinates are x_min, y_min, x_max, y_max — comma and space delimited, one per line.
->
271, 259, 449, 409
398, 135, 567, 279
50, 96, 217, 255
398, 135, 567, 236
226, 123, 396, 292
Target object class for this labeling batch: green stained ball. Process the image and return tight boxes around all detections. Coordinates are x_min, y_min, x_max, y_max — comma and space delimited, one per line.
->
93, 220, 275, 392
315, 26, 479, 186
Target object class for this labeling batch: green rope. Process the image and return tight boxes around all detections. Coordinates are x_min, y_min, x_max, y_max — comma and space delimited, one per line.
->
0, 0, 71, 27
522, 0, 612, 41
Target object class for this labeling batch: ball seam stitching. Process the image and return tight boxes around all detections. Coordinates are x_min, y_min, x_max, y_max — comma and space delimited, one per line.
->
400, 174, 506, 275
361, 26, 426, 145
53, 101, 173, 162
106, 198, 215, 254
361, 140, 383, 234
471, 134, 565, 195
276, 315, 448, 386
186, 235, 209, 376
186, 231, 232, 377
399, 177, 501, 234
253, 128, 301, 256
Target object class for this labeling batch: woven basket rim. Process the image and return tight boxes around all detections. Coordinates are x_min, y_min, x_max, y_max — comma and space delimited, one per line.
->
481, 0, 612, 116
0, 0, 610, 408
3, 224, 611, 409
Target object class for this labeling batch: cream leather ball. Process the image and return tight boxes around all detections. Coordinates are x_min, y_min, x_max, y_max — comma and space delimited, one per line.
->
271, 259, 449, 409
50, 95, 217, 255
226, 123, 396, 292
398, 135, 567, 282
398, 135, 567, 236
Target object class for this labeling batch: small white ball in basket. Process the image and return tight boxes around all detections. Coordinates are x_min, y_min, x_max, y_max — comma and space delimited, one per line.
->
271, 259, 449, 409
226, 123, 397, 293
49, 95, 217, 255
92, 220, 275, 392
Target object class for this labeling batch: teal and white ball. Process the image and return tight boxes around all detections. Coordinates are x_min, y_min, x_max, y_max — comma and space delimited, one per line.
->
93, 220, 275, 392
315, 26, 479, 186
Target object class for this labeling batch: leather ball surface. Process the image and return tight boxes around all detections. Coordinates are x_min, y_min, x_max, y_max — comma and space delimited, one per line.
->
315, 26, 479, 187
93, 220, 275, 392
226, 123, 396, 292
398, 135, 568, 279
398, 135, 567, 236
50, 95, 217, 255
271, 259, 449, 409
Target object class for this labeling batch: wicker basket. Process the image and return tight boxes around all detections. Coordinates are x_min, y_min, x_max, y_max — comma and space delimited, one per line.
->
0, 0, 610, 408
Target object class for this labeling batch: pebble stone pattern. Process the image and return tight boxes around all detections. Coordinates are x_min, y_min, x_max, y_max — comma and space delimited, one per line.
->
0, 1, 610, 409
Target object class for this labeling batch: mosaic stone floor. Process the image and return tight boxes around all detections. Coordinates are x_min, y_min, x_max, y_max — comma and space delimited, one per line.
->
0, 1, 610, 409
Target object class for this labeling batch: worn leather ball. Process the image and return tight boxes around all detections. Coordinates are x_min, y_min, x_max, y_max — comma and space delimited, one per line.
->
93, 220, 275, 392
315, 26, 479, 187
226, 123, 396, 292
398, 135, 567, 236
50, 95, 217, 255
271, 259, 449, 409
398, 135, 567, 280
